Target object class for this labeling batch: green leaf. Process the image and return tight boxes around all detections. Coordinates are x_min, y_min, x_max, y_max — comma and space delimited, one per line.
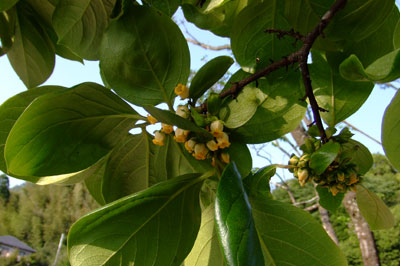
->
185, 204, 226, 266
316, 185, 344, 213
244, 165, 275, 199
100, 4, 190, 107
0, 0, 19, 11
310, 142, 341, 175
251, 198, 348, 266
382, 90, 400, 171
230, 0, 295, 73
5, 82, 141, 177
225, 141, 252, 178
143, 0, 180, 16
310, 51, 374, 127
85, 133, 212, 204
144, 106, 213, 140
215, 163, 264, 266
231, 71, 307, 144
0, 86, 65, 174
7, 2, 55, 88
356, 185, 395, 230
341, 139, 373, 175
339, 49, 400, 83
394, 19, 400, 49
68, 173, 206, 266
190, 56, 234, 102
52, 0, 116, 60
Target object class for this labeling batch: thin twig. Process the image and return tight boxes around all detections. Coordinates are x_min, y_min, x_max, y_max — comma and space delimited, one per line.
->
342, 120, 381, 145
294, 196, 319, 206
186, 38, 231, 50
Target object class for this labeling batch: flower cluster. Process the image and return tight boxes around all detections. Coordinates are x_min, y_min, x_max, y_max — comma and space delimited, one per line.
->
289, 145, 360, 196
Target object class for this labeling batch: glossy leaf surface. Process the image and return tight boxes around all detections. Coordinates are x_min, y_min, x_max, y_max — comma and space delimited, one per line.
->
68, 173, 204, 266
310, 141, 340, 175
226, 141, 252, 178
189, 56, 234, 102
382, 90, 400, 171
310, 51, 374, 127
215, 163, 264, 266
5, 83, 140, 177
244, 165, 275, 199
356, 185, 395, 230
100, 4, 190, 106
52, 0, 115, 60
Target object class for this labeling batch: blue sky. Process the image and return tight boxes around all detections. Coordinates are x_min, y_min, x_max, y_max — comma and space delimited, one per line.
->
0, 8, 397, 187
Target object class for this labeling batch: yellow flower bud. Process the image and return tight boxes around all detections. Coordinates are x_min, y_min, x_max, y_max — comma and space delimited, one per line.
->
176, 105, 190, 119
216, 132, 231, 149
174, 83, 189, 100
161, 123, 173, 134
337, 171, 345, 182
221, 153, 230, 164
206, 140, 219, 151
211, 157, 216, 167
210, 120, 224, 138
348, 173, 359, 185
147, 114, 158, 124
298, 168, 308, 187
174, 128, 190, 143
184, 139, 196, 153
152, 131, 165, 146
330, 186, 339, 196
193, 143, 208, 160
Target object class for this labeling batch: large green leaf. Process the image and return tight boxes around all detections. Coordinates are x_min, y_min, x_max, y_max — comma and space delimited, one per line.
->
310, 51, 374, 127
0, 86, 65, 174
244, 165, 275, 199
100, 4, 190, 107
382, 90, 400, 171
316, 185, 344, 213
52, 0, 115, 60
340, 49, 400, 83
189, 56, 234, 102
356, 185, 395, 230
7, 2, 55, 88
341, 139, 373, 175
68, 173, 206, 266
226, 141, 252, 178
5, 82, 141, 177
251, 198, 348, 265
185, 204, 226, 266
0, 0, 19, 11
310, 142, 341, 175
394, 19, 400, 49
230, 0, 295, 73
143, 0, 180, 16
85, 133, 212, 204
230, 72, 307, 144
215, 163, 264, 266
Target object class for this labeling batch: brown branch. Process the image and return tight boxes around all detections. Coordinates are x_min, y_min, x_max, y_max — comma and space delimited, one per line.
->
186, 38, 231, 51
217, 0, 347, 142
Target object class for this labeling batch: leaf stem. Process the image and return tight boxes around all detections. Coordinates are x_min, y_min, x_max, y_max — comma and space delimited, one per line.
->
273, 164, 296, 169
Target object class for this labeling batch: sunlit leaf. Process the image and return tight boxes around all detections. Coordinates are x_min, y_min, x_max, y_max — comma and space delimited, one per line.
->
382, 90, 400, 171
68, 173, 205, 266
356, 185, 395, 230
215, 163, 264, 266
310, 142, 340, 175
316, 185, 344, 213
341, 139, 373, 175
225, 141, 252, 178
244, 165, 275, 199
100, 4, 190, 107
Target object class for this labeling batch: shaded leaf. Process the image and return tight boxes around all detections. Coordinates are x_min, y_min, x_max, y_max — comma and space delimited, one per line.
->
143, 0, 181, 16
316, 185, 344, 213
341, 139, 373, 175
68, 173, 205, 266
244, 165, 275, 199
100, 4, 190, 107
215, 163, 264, 266
310, 142, 340, 175
190, 56, 234, 102
52, 0, 116, 60
0, 0, 19, 11
7, 2, 55, 88
185, 204, 226, 266
226, 141, 252, 178
339, 49, 400, 83
310, 51, 374, 127
5, 82, 141, 177
356, 185, 395, 230
382, 90, 400, 171
394, 19, 400, 49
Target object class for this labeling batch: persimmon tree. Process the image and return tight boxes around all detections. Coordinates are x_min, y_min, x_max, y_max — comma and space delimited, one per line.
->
1, 0, 400, 265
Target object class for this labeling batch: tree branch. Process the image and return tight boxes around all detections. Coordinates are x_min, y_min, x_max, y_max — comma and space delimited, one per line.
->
342, 120, 381, 145
186, 38, 231, 51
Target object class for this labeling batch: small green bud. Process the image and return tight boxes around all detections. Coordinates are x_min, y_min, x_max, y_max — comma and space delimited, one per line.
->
207, 93, 222, 116
289, 155, 299, 166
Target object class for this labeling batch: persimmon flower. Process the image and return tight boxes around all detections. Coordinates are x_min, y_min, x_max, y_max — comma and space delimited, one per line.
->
216, 132, 231, 149
176, 105, 190, 119
152, 131, 165, 146
193, 144, 208, 160
221, 153, 230, 164
348, 173, 359, 185
210, 120, 224, 137
184, 139, 196, 153
330, 185, 339, 196
174, 128, 190, 143
147, 115, 158, 124
298, 168, 308, 187
206, 140, 218, 151
174, 83, 189, 100
161, 123, 173, 134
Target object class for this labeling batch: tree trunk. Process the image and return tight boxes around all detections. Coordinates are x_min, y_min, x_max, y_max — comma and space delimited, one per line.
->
343, 192, 381, 266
